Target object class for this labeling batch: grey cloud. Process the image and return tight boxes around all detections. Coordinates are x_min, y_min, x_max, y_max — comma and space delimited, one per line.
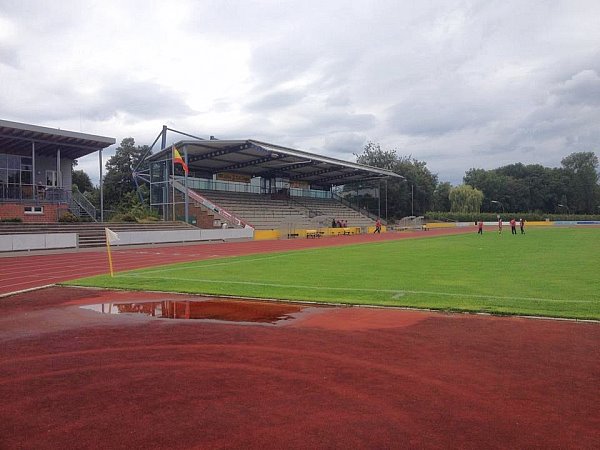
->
552, 70, 600, 106
286, 111, 377, 136
387, 98, 495, 137
0, 77, 194, 123
87, 80, 196, 121
0, 44, 20, 68
246, 88, 307, 111
319, 133, 368, 157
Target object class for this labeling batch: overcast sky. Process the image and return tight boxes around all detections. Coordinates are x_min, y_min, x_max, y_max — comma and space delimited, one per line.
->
1, 0, 599, 184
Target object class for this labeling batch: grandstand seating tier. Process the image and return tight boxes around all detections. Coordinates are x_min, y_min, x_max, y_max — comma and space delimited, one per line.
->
196, 190, 376, 230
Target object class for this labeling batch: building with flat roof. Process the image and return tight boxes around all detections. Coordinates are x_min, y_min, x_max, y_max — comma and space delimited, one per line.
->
0, 119, 115, 222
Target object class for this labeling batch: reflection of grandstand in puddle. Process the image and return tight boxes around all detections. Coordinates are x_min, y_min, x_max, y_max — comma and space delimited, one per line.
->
81, 299, 305, 324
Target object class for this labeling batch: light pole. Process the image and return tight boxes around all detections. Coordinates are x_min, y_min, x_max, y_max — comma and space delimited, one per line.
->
385, 179, 388, 221
402, 178, 414, 216
378, 180, 381, 219
491, 200, 504, 214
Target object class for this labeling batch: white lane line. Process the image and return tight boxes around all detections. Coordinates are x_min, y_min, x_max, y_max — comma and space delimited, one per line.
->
132, 253, 294, 275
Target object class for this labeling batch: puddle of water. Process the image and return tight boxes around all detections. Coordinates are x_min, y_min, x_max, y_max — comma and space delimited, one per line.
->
80, 299, 305, 324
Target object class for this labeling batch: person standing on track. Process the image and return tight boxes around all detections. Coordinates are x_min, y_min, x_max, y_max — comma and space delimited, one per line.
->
477, 220, 483, 234
498, 216, 503, 234
374, 218, 382, 234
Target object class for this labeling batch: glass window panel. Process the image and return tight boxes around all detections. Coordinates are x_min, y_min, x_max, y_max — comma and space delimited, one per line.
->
21, 156, 32, 170
0, 154, 6, 169
151, 184, 166, 204
0, 168, 7, 183
7, 155, 20, 169
7, 169, 19, 183
6, 185, 19, 198
46, 170, 57, 186
150, 161, 166, 182
21, 171, 32, 184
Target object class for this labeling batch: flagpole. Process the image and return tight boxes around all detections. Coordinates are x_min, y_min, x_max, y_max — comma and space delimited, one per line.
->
105, 229, 114, 277
184, 148, 189, 224
171, 145, 175, 221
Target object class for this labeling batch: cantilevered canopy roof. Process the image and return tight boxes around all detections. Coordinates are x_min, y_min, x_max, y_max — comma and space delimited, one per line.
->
148, 139, 403, 187
0, 119, 116, 159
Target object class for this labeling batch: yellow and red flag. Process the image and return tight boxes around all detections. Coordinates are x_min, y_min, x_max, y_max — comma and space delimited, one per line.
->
173, 146, 189, 175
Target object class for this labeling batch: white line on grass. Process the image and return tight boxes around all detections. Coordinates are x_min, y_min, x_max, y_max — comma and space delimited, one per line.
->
115, 274, 594, 304
128, 253, 294, 276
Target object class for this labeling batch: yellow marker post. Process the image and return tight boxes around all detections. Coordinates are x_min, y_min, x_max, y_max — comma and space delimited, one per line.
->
104, 228, 120, 277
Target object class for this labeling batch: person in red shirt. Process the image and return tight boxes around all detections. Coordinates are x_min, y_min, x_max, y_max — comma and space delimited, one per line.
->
520, 218, 525, 234
510, 218, 517, 235
374, 218, 381, 234
477, 220, 483, 234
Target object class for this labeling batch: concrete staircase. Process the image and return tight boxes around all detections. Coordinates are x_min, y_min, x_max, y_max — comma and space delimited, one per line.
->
0, 221, 195, 248
290, 197, 376, 228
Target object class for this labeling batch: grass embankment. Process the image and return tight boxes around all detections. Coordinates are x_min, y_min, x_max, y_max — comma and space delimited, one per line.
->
64, 227, 600, 320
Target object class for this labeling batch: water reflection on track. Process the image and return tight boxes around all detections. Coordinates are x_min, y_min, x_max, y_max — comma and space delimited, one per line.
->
81, 298, 307, 324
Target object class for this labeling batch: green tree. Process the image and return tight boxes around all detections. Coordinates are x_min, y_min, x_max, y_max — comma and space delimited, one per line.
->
103, 138, 151, 211
355, 142, 397, 170
464, 163, 574, 214
353, 142, 438, 218
72, 169, 94, 193
561, 152, 599, 213
449, 184, 484, 213
432, 181, 452, 212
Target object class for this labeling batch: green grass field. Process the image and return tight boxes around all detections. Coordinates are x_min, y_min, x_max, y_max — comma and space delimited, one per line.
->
65, 227, 600, 320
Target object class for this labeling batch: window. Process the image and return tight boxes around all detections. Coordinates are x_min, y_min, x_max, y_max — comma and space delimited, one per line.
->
46, 170, 57, 187
21, 157, 32, 171
24, 206, 44, 214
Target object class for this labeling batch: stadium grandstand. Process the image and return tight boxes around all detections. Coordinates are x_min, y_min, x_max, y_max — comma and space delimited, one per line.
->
139, 126, 403, 237
0, 121, 403, 251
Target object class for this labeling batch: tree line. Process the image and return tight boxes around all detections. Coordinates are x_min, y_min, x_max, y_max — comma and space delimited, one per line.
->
349, 142, 599, 218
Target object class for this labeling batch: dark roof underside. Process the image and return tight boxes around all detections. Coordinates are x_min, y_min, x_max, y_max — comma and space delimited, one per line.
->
149, 139, 402, 188
0, 119, 116, 160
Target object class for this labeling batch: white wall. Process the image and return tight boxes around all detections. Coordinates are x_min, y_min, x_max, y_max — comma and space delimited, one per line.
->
109, 227, 254, 246
0, 233, 78, 252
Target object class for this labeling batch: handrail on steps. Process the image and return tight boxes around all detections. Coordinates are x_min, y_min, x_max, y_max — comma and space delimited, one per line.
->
171, 178, 254, 229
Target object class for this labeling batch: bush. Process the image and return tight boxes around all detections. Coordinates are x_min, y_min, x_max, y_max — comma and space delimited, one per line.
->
0, 217, 22, 223
59, 212, 80, 222
111, 212, 137, 222
137, 216, 159, 223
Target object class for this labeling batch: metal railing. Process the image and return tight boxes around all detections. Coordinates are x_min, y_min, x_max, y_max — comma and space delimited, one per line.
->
331, 192, 382, 223
0, 185, 71, 203
171, 178, 252, 229
71, 188, 98, 221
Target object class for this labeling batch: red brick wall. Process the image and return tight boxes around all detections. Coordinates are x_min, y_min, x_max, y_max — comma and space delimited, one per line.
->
0, 203, 65, 223
175, 203, 218, 229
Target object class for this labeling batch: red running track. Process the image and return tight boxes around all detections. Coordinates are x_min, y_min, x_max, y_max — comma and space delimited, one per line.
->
0, 286, 598, 449
0, 228, 472, 296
